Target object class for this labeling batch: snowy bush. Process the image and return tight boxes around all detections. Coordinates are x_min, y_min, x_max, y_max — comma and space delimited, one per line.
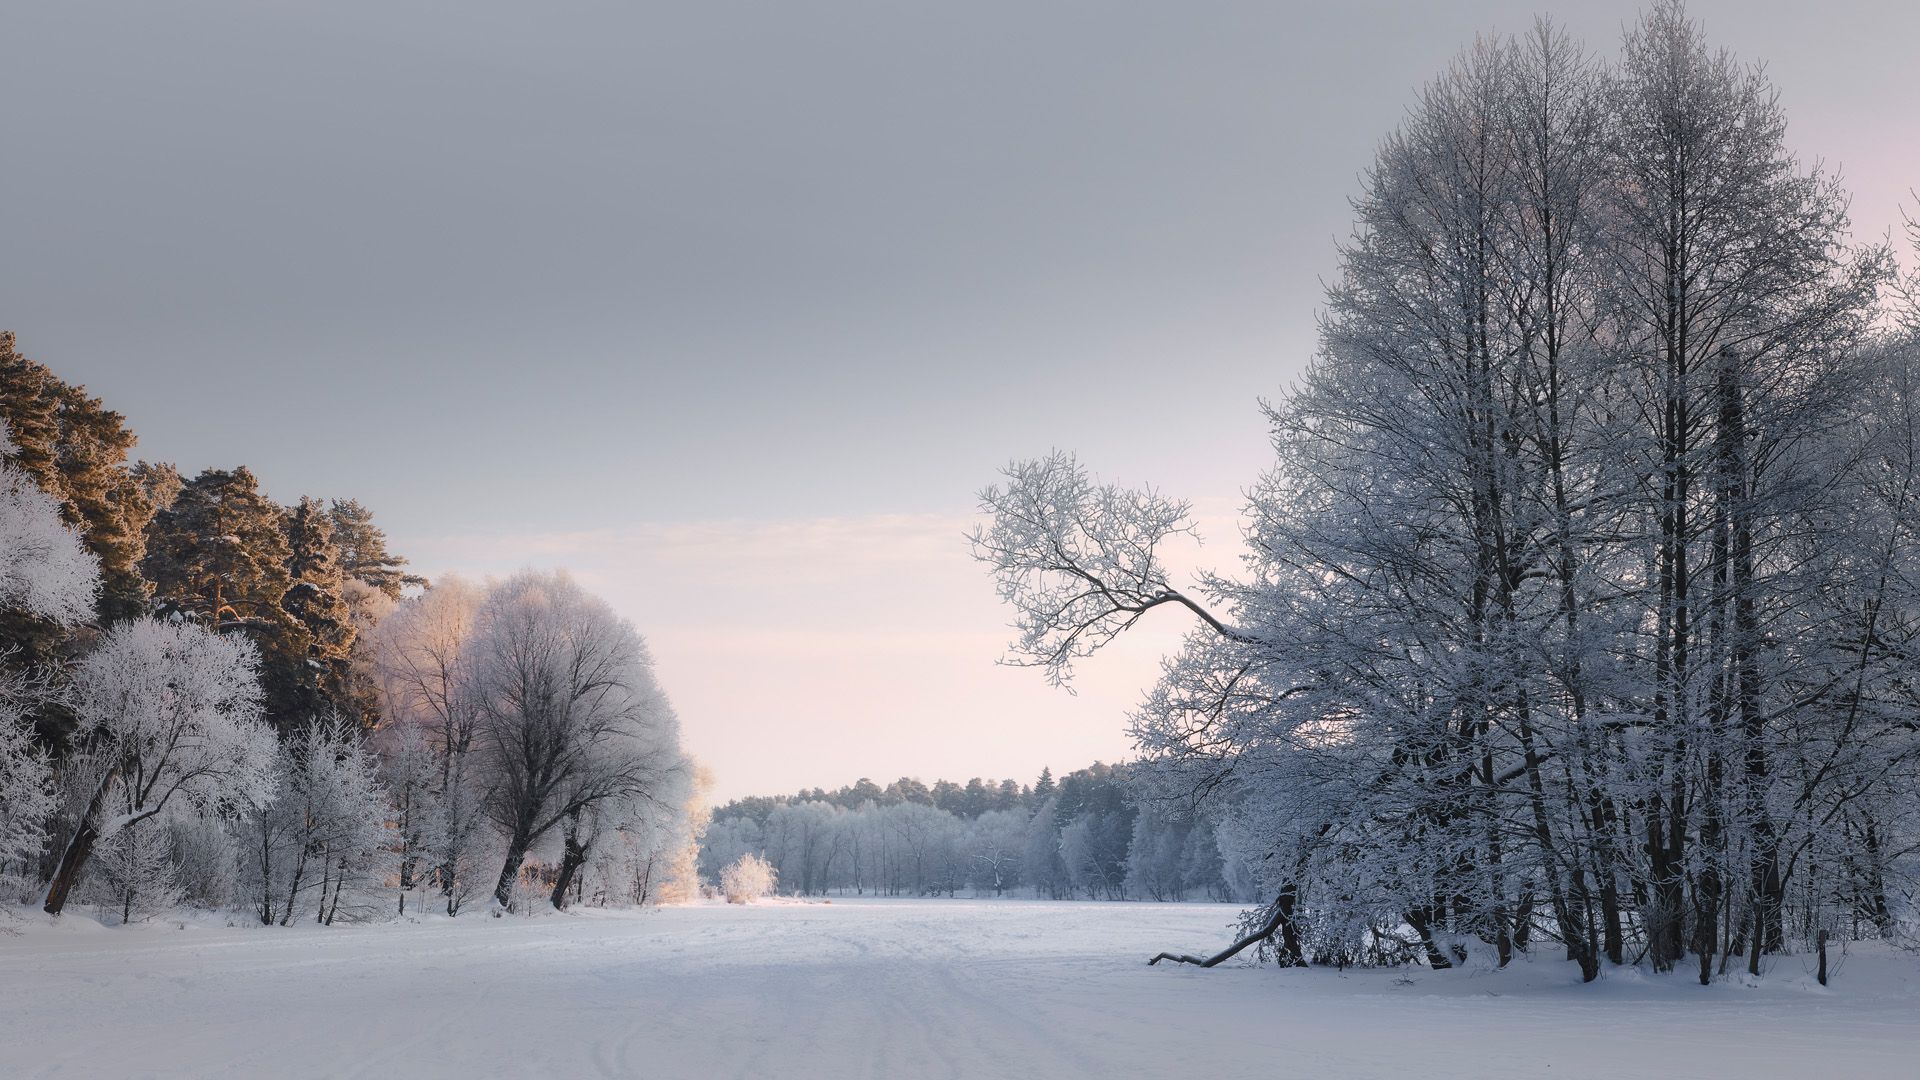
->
720, 853, 776, 904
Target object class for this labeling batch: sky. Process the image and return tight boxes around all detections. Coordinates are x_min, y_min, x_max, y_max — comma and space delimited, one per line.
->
3, 1, 1915, 801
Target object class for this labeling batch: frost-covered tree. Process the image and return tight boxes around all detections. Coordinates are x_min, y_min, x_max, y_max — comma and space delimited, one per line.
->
373, 576, 489, 913
303, 718, 393, 925
1124, 810, 1191, 902
699, 816, 764, 888
1021, 797, 1069, 900
764, 800, 847, 897
0, 666, 60, 890
464, 571, 687, 909
967, 808, 1029, 895
0, 421, 102, 886
339, 578, 396, 728
375, 719, 440, 915
974, 4, 1910, 982
240, 716, 391, 926
548, 739, 694, 910
167, 811, 240, 910
84, 816, 183, 924
579, 761, 709, 907
43, 619, 275, 915
0, 422, 100, 628
1058, 815, 1122, 900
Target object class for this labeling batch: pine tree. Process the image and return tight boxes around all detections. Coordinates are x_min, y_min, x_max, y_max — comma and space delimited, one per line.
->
53, 383, 160, 621
0, 334, 61, 494
1029, 766, 1055, 808
0, 333, 167, 622
142, 467, 314, 729
283, 496, 358, 719
327, 498, 423, 599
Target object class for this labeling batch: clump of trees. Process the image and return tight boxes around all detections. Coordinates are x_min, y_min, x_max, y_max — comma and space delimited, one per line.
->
0, 334, 702, 924
975, 2, 1920, 984
698, 763, 1260, 903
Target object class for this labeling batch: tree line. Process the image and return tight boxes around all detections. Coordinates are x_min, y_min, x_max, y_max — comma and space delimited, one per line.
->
974, 3, 1919, 983
0, 333, 699, 923
701, 763, 1262, 902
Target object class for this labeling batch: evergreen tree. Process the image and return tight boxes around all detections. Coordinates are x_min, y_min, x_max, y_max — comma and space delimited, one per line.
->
0, 334, 61, 495
51, 383, 159, 621
1029, 766, 1055, 808
996, 778, 1024, 811
142, 467, 313, 729
327, 498, 423, 599
930, 779, 965, 813
960, 778, 993, 819
283, 496, 358, 718
0, 333, 167, 622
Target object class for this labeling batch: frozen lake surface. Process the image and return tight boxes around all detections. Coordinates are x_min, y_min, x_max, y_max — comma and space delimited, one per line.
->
4, 898, 1916, 1079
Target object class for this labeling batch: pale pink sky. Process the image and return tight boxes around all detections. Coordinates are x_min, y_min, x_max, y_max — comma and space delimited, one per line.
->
406, 500, 1249, 802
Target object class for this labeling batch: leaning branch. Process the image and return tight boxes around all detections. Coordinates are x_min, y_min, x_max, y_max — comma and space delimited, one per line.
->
1147, 895, 1291, 968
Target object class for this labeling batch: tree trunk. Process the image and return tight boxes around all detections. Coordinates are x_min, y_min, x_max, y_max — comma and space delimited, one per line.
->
42, 765, 119, 916
280, 843, 310, 927
548, 811, 589, 910
1405, 908, 1454, 970
493, 825, 534, 909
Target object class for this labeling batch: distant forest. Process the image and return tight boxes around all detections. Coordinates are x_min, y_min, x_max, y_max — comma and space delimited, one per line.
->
702, 763, 1260, 902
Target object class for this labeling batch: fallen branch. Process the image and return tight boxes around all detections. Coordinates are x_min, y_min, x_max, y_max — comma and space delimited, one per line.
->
1148, 894, 1294, 968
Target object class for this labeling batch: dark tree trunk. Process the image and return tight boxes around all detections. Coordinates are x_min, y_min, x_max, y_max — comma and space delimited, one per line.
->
493, 824, 534, 908
1643, 789, 1683, 969
549, 811, 590, 910
1405, 908, 1454, 970
42, 766, 119, 916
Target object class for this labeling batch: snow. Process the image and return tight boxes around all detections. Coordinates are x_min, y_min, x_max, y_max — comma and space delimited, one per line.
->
2, 899, 1916, 1079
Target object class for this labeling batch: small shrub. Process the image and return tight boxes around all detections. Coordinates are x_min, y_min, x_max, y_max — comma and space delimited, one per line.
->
719, 853, 776, 904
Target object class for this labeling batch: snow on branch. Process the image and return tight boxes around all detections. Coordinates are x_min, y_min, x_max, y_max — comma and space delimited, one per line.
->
969, 451, 1249, 688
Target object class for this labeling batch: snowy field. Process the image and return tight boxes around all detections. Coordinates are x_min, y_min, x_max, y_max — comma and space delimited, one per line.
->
3, 899, 1917, 1080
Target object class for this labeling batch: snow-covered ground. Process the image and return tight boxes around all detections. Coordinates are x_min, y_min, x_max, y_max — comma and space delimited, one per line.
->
3, 898, 1916, 1079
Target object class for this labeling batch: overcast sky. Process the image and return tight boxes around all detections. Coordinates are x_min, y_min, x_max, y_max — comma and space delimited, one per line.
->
4, 1, 1914, 800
